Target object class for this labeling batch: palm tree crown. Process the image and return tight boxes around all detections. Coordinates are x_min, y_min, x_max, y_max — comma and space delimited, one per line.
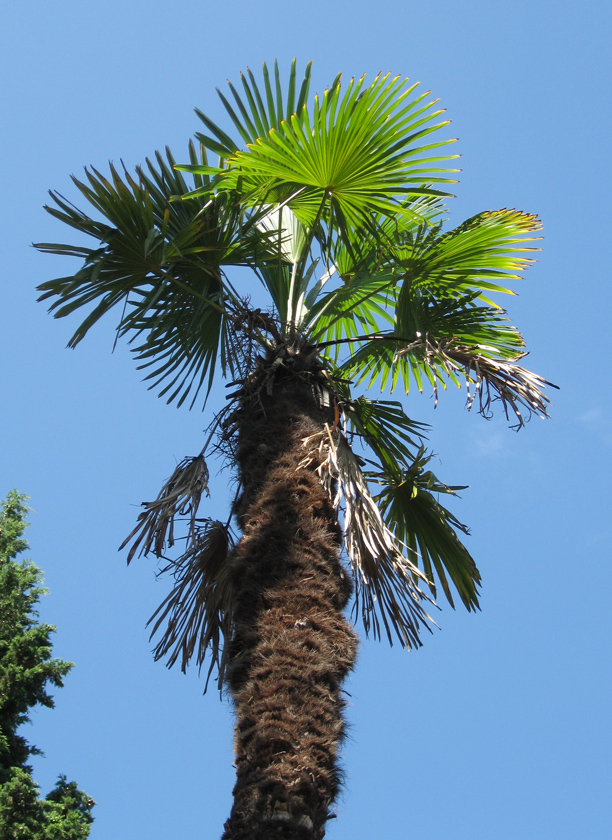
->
36, 60, 554, 840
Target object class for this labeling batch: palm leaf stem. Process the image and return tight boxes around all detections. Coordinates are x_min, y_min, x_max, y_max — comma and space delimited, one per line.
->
200, 404, 234, 457
315, 334, 422, 349
288, 192, 329, 336
307, 276, 397, 340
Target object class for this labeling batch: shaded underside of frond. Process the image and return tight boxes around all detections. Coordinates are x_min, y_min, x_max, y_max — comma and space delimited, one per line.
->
35, 148, 279, 408
373, 448, 480, 610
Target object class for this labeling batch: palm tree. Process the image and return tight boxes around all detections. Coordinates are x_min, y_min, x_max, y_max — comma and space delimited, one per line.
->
36, 61, 553, 840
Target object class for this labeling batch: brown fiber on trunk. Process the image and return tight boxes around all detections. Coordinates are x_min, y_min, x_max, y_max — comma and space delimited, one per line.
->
221, 359, 358, 840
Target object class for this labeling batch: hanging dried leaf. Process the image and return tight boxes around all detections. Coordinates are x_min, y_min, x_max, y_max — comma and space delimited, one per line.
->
300, 427, 435, 647
394, 337, 556, 428
148, 519, 234, 690
120, 455, 209, 563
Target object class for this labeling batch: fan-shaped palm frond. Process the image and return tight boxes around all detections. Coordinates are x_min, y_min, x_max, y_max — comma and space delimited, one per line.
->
180, 62, 458, 234
300, 427, 434, 647
336, 399, 479, 611
36, 147, 278, 407
343, 396, 427, 473
306, 269, 397, 351
343, 333, 553, 427
194, 59, 314, 158
373, 447, 479, 610
335, 208, 555, 425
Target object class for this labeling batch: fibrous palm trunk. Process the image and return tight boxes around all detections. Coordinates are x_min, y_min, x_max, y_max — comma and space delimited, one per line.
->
222, 354, 358, 840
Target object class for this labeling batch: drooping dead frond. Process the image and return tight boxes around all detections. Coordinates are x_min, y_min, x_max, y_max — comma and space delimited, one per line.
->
147, 519, 234, 690
120, 454, 234, 689
300, 427, 435, 647
120, 455, 209, 563
450, 349, 556, 429
395, 337, 556, 429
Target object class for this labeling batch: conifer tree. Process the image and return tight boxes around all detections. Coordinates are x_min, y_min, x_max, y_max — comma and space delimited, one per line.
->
0, 491, 94, 839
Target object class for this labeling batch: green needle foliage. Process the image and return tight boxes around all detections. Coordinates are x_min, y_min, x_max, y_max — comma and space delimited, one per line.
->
0, 492, 94, 839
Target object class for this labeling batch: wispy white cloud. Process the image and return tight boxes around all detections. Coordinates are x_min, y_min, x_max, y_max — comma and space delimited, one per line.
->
578, 406, 612, 447
579, 408, 603, 425
472, 429, 508, 458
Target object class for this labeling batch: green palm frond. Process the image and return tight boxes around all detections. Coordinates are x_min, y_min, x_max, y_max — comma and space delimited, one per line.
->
398, 290, 525, 359
300, 428, 434, 647
343, 396, 427, 473
381, 208, 542, 297
36, 147, 277, 407
336, 402, 479, 611
302, 226, 399, 350
193, 58, 313, 158
337, 208, 554, 424
343, 334, 553, 426
180, 62, 458, 232
306, 269, 397, 352
373, 448, 479, 610
341, 294, 525, 394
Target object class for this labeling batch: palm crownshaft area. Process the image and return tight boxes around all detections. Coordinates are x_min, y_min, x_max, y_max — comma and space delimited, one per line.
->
36, 60, 554, 838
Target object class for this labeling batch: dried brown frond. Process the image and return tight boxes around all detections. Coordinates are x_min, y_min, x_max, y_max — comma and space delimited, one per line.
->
449, 348, 555, 428
300, 427, 435, 647
147, 519, 234, 689
395, 337, 556, 428
120, 455, 209, 563
225, 302, 280, 379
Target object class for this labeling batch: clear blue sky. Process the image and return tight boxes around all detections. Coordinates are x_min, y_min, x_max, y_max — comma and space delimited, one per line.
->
2, 1, 611, 837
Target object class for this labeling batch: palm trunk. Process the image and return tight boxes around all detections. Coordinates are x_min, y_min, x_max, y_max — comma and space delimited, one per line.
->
222, 364, 358, 840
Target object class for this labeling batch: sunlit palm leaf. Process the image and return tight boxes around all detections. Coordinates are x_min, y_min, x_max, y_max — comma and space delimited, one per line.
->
337, 208, 552, 422
193, 59, 313, 159
299, 196, 448, 353
410, 208, 542, 293
342, 295, 526, 393
182, 65, 458, 231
